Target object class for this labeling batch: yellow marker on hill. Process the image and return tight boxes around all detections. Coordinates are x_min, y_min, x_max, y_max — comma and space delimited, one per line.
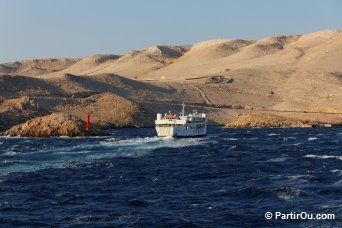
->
160, 76, 166, 80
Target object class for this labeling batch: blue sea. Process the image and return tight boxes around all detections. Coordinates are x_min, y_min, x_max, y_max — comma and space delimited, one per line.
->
0, 127, 341, 227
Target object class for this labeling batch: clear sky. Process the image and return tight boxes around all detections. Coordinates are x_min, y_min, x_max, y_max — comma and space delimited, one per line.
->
0, 0, 341, 63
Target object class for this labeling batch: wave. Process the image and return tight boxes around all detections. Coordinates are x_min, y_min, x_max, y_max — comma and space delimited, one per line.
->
228, 146, 236, 150
305, 154, 342, 161
232, 186, 300, 201
287, 174, 312, 180
307, 137, 318, 141
267, 133, 280, 136
265, 157, 287, 162
334, 179, 342, 186
0, 136, 205, 174
4, 151, 17, 156
223, 138, 238, 141
283, 137, 296, 141
331, 169, 342, 175
272, 186, 301, 200
248, 137, 259, 140
319, 204, 342, 210
286, 175, 313, 185
100, 136, 204, 150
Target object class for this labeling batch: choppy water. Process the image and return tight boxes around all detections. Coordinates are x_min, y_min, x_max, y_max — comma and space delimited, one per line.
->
0, 127, 341, 227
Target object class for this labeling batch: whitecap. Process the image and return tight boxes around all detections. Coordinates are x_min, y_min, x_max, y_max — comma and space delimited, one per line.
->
100, 136, 203, 150
58, 136, 71, 138
118, 213, 135, 221
56, 150, 92, 155
331, 169, 342, 175
287, 174, 312, 180
74, 215, 99, 222
267, 133, 279, 136
1, 160, 14, 164
4, 151, 17, 156
277, 192, 299, 200
228, 146, 236, 151
283, 137, 297, 141
266, 157, 287, 162
305, 154, 342, 161
273, 187, 300, 200
191, 204, 201, 208
334, 179, 342, 186
307, 137, 318, 141
319, 204, 341, 209
224, 138, 238, 141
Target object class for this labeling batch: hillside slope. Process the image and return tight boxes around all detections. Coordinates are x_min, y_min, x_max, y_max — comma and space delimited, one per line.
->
0, 29, 341, 129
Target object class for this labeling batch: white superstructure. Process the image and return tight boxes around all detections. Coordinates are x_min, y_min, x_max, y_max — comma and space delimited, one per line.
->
155, 104, 207, 137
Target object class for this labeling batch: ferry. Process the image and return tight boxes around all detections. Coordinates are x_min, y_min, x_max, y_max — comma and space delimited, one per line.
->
155, 103, 207, 137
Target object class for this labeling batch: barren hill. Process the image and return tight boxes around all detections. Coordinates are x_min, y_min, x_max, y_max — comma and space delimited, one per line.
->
0, 58, 80, 76
2, 30, 341, 79
0, 29, 341, 130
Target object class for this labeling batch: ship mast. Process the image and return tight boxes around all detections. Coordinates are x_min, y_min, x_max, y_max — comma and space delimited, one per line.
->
181, 102, 185, 116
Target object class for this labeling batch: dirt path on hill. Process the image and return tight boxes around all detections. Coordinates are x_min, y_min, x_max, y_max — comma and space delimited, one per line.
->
188, 85, 212, 105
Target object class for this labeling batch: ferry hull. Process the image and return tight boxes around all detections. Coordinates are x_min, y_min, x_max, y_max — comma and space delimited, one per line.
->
155, 126, 207, 138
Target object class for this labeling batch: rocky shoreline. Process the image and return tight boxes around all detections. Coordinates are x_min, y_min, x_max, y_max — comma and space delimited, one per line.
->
225, 113, 333, 128
2, 113, 104, 137
0, 92, 154, 137
1, 109, 339, 137
0, 93, 340, 137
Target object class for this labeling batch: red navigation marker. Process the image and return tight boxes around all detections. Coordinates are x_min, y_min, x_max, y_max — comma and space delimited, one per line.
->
85, 113, 91, 130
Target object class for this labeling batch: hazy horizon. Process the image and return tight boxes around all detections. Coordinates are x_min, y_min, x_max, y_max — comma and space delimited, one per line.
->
1, 0, 341, 63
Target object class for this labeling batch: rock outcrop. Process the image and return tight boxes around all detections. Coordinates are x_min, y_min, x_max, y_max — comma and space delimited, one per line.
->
3, 113, 103, 137
0, 92, 154, 137
225, 113, 316, 128
0, 96, 48, 131
56, 92, 154, 128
